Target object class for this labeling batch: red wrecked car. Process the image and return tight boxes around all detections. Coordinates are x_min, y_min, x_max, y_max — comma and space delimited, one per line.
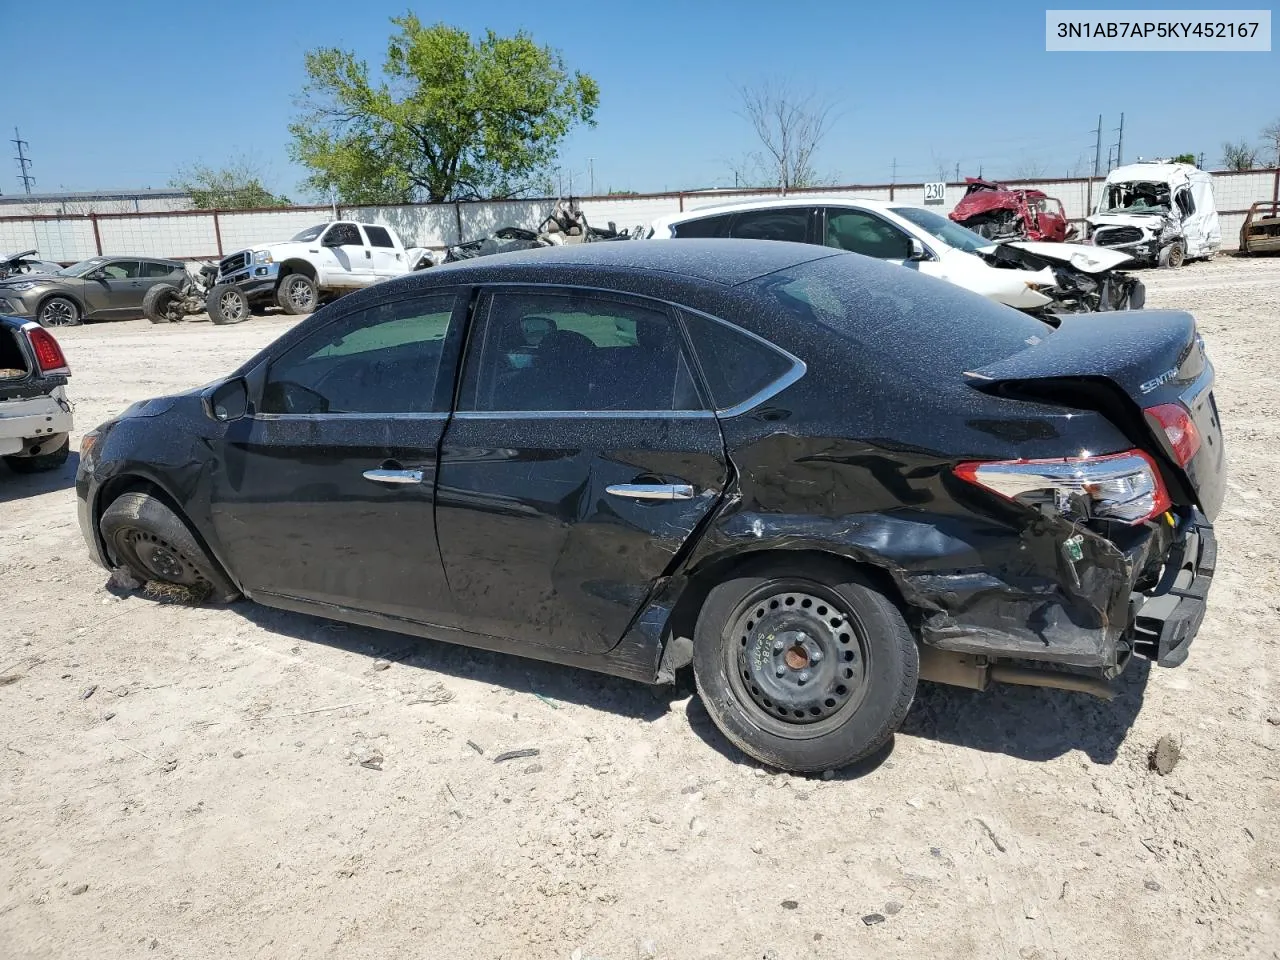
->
949, 178, 1075, 243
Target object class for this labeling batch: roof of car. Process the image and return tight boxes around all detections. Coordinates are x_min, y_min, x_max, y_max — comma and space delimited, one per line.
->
650, 195, 897, 230
424, 237, 844, 286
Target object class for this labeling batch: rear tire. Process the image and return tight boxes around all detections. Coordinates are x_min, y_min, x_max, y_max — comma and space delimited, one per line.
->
38, 296, 81, 328
275, 273, 318, 315
692, 556, 918, 773
99, 491, 239, 603
142, 283, 183, 324
207, 284, 250, 325
3, 438, 70, 473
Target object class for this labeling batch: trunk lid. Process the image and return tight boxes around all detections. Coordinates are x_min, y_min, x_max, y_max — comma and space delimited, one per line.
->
964, 309, 1226, 520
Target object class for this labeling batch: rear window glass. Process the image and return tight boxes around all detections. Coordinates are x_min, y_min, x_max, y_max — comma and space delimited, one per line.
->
681, 310, 795, 411
749, 256, 1048, 377
364, 225, 395, 248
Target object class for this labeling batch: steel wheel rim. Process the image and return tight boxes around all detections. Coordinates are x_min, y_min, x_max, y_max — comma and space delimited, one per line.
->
1170, 244, 1184, 267
724, 580, 873, 738
286, 277, 314, 310
113, 528, 207, 587
219, 290, 246, 321
41, 300, 75, 326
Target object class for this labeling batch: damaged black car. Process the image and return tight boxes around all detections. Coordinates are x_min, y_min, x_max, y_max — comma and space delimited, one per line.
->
75, 240, 1224, 773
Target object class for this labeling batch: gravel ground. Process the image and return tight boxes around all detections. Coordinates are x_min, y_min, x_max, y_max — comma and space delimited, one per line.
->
1, 257, 1278, 960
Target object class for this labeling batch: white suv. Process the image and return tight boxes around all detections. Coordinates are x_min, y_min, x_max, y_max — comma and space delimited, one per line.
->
650, 197, 1139, 313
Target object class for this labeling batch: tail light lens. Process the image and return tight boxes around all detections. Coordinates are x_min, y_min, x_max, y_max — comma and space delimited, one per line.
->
1144, 402, 1200, 467
955, 450, 1170, 525
24, 325, 70, 375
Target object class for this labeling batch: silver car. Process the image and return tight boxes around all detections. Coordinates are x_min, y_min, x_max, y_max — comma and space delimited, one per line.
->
0, 256, 186, 327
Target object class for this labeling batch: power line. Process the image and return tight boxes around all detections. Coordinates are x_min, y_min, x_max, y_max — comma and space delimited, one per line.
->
12, 127, 34, 195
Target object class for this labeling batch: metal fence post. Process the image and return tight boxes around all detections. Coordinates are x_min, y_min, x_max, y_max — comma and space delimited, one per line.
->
213, 210, 224, 257
89, 213, 103, 255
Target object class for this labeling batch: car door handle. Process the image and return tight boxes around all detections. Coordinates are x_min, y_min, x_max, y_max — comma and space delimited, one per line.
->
365, 250, 372, 259
363, 468, 425, 485
605, 483, 694, 501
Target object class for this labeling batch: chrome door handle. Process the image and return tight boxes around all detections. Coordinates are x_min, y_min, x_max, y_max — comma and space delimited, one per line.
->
605, 483, 694, 501
363, 468, 425, 485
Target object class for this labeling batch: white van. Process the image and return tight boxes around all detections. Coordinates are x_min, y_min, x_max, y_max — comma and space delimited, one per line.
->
1086, 162, 1220, 267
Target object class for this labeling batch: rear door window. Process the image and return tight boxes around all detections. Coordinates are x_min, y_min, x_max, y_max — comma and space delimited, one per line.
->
460, 289, 702, 412
672, 214, 733, 238
141, 261, 176, 279
364, 225, 395, 248
728, 207, 810, 243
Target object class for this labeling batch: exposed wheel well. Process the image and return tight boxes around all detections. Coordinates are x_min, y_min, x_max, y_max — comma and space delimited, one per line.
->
276, 259, 317, 282
94, 475, 234, 586
665, 548, 913, 656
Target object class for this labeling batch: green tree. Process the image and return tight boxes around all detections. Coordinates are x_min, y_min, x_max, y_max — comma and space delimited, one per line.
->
171, 160, 290, 209
1172, 153, 1196, 165
289, 15, 599, 203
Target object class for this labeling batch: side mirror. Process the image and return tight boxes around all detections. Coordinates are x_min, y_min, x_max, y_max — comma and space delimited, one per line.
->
907, 239, 929, 261
204, 377, 249, 422
86, 269, 106, 281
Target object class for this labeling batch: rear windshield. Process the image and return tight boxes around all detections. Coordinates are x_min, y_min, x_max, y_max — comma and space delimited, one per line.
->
749, 255, 1048, 378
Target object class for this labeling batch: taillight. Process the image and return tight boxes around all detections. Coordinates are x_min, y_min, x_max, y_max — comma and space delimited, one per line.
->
24, 325, 70, 375
1144, 402, 1200, 467
955, 450, 1171, 525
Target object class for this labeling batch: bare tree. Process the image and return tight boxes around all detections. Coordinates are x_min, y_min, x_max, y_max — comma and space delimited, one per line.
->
1221, 140, 1258, 171
736, 80, 834, 191
1261, 118, 1280, 167
1011, 158, 1046, 180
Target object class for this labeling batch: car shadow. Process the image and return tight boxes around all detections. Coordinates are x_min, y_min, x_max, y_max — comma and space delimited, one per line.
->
0, 450, 79, 503
230, 602, 680, 723
683, 658, 1152, 777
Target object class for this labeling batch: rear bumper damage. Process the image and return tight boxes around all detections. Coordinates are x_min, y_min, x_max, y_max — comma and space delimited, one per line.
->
907, 511, 1216, 689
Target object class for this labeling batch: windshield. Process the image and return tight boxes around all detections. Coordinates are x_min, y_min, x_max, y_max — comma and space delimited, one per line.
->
57, 257, 108, 277
1101, 181, 1171, 214
291, 224, 327, 242
889, 206, 990, 254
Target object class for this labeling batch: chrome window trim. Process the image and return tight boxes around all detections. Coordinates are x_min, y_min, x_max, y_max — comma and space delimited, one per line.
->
251, 411, 449, 422
452, 409, 715, 421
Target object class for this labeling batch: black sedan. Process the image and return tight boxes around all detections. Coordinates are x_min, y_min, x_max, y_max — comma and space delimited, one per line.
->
75, 240, 1224, 772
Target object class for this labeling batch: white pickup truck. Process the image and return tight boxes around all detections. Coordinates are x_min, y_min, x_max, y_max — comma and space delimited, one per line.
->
210, 221, 433, 325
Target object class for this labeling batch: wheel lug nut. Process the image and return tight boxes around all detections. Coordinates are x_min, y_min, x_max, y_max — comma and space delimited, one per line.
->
798, 672, 810, 683
810, 650, 823, 662
772, 640, 784, 653
775, 666, 786, 677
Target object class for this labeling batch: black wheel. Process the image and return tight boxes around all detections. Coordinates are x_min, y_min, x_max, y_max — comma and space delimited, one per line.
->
692, 557, 918, 773
1159, 241, 1185, 269
142, 283, 183, 324
207, 284, 250, 325
3, 438, 69, 473
99, 492, 239, 602
38, 296, 81, 328
275, 273, 318, 315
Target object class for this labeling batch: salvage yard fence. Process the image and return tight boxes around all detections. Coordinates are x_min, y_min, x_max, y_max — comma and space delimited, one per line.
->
2, 169, 1278, 265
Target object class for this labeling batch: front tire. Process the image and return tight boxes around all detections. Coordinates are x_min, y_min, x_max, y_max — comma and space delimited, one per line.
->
142, 283, 183, 324
38, 296, 81, 328
692, 557, 918, 773
99, 491, 239, 602
207, 284, 250, 325
1159, 241, 1186, 269
275, 273, 318, 315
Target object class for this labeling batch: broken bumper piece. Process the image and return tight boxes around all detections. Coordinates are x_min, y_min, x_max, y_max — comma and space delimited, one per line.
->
1131, 516, 1216, 667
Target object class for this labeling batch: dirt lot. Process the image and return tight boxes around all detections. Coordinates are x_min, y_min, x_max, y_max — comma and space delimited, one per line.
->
2, 257, 1278, 960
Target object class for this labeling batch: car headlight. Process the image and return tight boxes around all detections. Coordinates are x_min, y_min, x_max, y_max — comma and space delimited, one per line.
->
253, 250, 273, 265
6, 280, 40, 291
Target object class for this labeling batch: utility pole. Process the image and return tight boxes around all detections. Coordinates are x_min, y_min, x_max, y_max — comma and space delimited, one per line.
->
1197, 151, 1205, 168
891, 157, 897, 183
12, 127, 34, 195
1106, 145, 1114, 173
954, 162, 960, 181
1115, 112, 1125, 167
1092, 114, 1104, 177
587, 157, 595, 196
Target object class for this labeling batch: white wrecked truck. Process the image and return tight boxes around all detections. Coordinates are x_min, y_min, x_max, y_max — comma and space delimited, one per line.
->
208, 221, 434, 324
1086, 162, 1220, 268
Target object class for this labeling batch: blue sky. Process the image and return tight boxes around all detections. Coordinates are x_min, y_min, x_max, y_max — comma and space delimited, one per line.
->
5, 0, 1277, 197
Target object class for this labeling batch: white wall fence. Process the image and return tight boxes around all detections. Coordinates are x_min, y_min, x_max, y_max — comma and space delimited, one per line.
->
2, 170, 1277, 264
